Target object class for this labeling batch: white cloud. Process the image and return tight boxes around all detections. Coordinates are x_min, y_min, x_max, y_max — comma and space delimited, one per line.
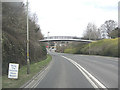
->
28, 0, 119, 37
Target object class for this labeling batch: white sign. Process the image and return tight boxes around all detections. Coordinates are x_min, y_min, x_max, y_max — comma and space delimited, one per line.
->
8, 63, 19, 79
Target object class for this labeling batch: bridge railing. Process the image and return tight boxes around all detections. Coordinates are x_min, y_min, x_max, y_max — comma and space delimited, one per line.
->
44, 36, 76, 39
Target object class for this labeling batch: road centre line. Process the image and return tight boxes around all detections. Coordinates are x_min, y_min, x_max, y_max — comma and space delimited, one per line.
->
62, 56, 108, 89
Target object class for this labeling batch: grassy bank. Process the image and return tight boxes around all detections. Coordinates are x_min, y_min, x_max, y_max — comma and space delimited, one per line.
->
64, 38, 119, 57
2, 54, 52, 88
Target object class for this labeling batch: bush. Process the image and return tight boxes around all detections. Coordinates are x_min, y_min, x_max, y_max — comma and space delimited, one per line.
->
64, 38, 119, 57
64, 48, 77, 54
81, 38, 119, 57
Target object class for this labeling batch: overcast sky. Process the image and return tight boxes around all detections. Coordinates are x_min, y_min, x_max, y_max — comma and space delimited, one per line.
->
28, 0, 119, 37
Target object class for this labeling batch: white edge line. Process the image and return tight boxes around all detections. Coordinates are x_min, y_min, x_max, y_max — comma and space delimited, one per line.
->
32, 64, 50, 88
33, 66, 50, 88
25, 69, 46, 88
25, 61, 52, 88
31, 70, 46, 88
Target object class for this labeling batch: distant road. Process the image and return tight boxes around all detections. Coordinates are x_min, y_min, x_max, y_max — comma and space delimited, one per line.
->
36, 52, 118, 88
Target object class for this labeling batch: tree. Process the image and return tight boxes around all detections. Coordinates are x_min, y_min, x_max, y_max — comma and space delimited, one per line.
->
109, 27, 120, 38
100, 20, 117, 38
83, 23, 101, 40
2, 2, 46, 75
99, 24, 107, 39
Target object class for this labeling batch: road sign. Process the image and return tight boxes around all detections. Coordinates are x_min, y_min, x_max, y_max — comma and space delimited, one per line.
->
8, 63, 19, 79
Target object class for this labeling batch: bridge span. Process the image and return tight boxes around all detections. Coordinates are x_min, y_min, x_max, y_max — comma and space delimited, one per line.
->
39, 36, 94, 42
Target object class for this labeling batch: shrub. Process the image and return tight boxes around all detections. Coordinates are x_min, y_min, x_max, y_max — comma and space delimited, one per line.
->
64, 48, 77, 54
64, 38, 119, 57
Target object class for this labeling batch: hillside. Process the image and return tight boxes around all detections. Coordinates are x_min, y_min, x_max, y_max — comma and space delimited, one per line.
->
2, 2, 47, 75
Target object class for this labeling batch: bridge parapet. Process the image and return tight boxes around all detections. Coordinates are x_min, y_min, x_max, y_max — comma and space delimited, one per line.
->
44, 36, 78, 40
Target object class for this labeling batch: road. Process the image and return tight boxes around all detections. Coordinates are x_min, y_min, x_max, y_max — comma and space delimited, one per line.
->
35, 52, 118, 88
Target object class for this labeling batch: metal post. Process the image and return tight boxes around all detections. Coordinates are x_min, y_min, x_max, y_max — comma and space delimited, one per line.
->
27, 0, 30, 74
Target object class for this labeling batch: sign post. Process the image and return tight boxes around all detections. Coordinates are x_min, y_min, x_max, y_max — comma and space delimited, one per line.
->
8, 63, 19, 79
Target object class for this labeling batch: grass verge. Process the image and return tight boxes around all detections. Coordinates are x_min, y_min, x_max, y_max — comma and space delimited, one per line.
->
2, 54, 52, 88
0, 77, 2, 89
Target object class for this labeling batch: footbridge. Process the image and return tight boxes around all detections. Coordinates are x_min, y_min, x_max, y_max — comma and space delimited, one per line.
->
39, 36, 94, 42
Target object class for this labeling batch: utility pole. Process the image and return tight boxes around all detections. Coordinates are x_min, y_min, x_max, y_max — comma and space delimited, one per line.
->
118, 2, 120, 28
27, 0, 30, 74
89, 30, 91, 55
47, 32, 50, 49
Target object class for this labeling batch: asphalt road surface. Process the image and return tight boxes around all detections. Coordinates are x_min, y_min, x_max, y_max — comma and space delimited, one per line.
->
36, 51, 118, 88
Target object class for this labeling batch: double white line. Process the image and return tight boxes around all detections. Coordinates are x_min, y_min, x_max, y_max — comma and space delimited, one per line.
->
62, 56, 108, 89
23, 61, 52, 88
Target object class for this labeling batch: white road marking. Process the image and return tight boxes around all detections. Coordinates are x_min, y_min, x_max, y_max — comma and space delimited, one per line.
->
32, 67, 49, 88
24, 60, 53, 88
62, 56, 108, 89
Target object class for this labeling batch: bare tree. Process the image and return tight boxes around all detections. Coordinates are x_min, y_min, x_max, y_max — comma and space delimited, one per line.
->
83, 23, 101, 40
99, 24, 107, 39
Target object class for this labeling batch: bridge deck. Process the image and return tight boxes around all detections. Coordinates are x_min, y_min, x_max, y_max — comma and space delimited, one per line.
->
39, 39, 94, 42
